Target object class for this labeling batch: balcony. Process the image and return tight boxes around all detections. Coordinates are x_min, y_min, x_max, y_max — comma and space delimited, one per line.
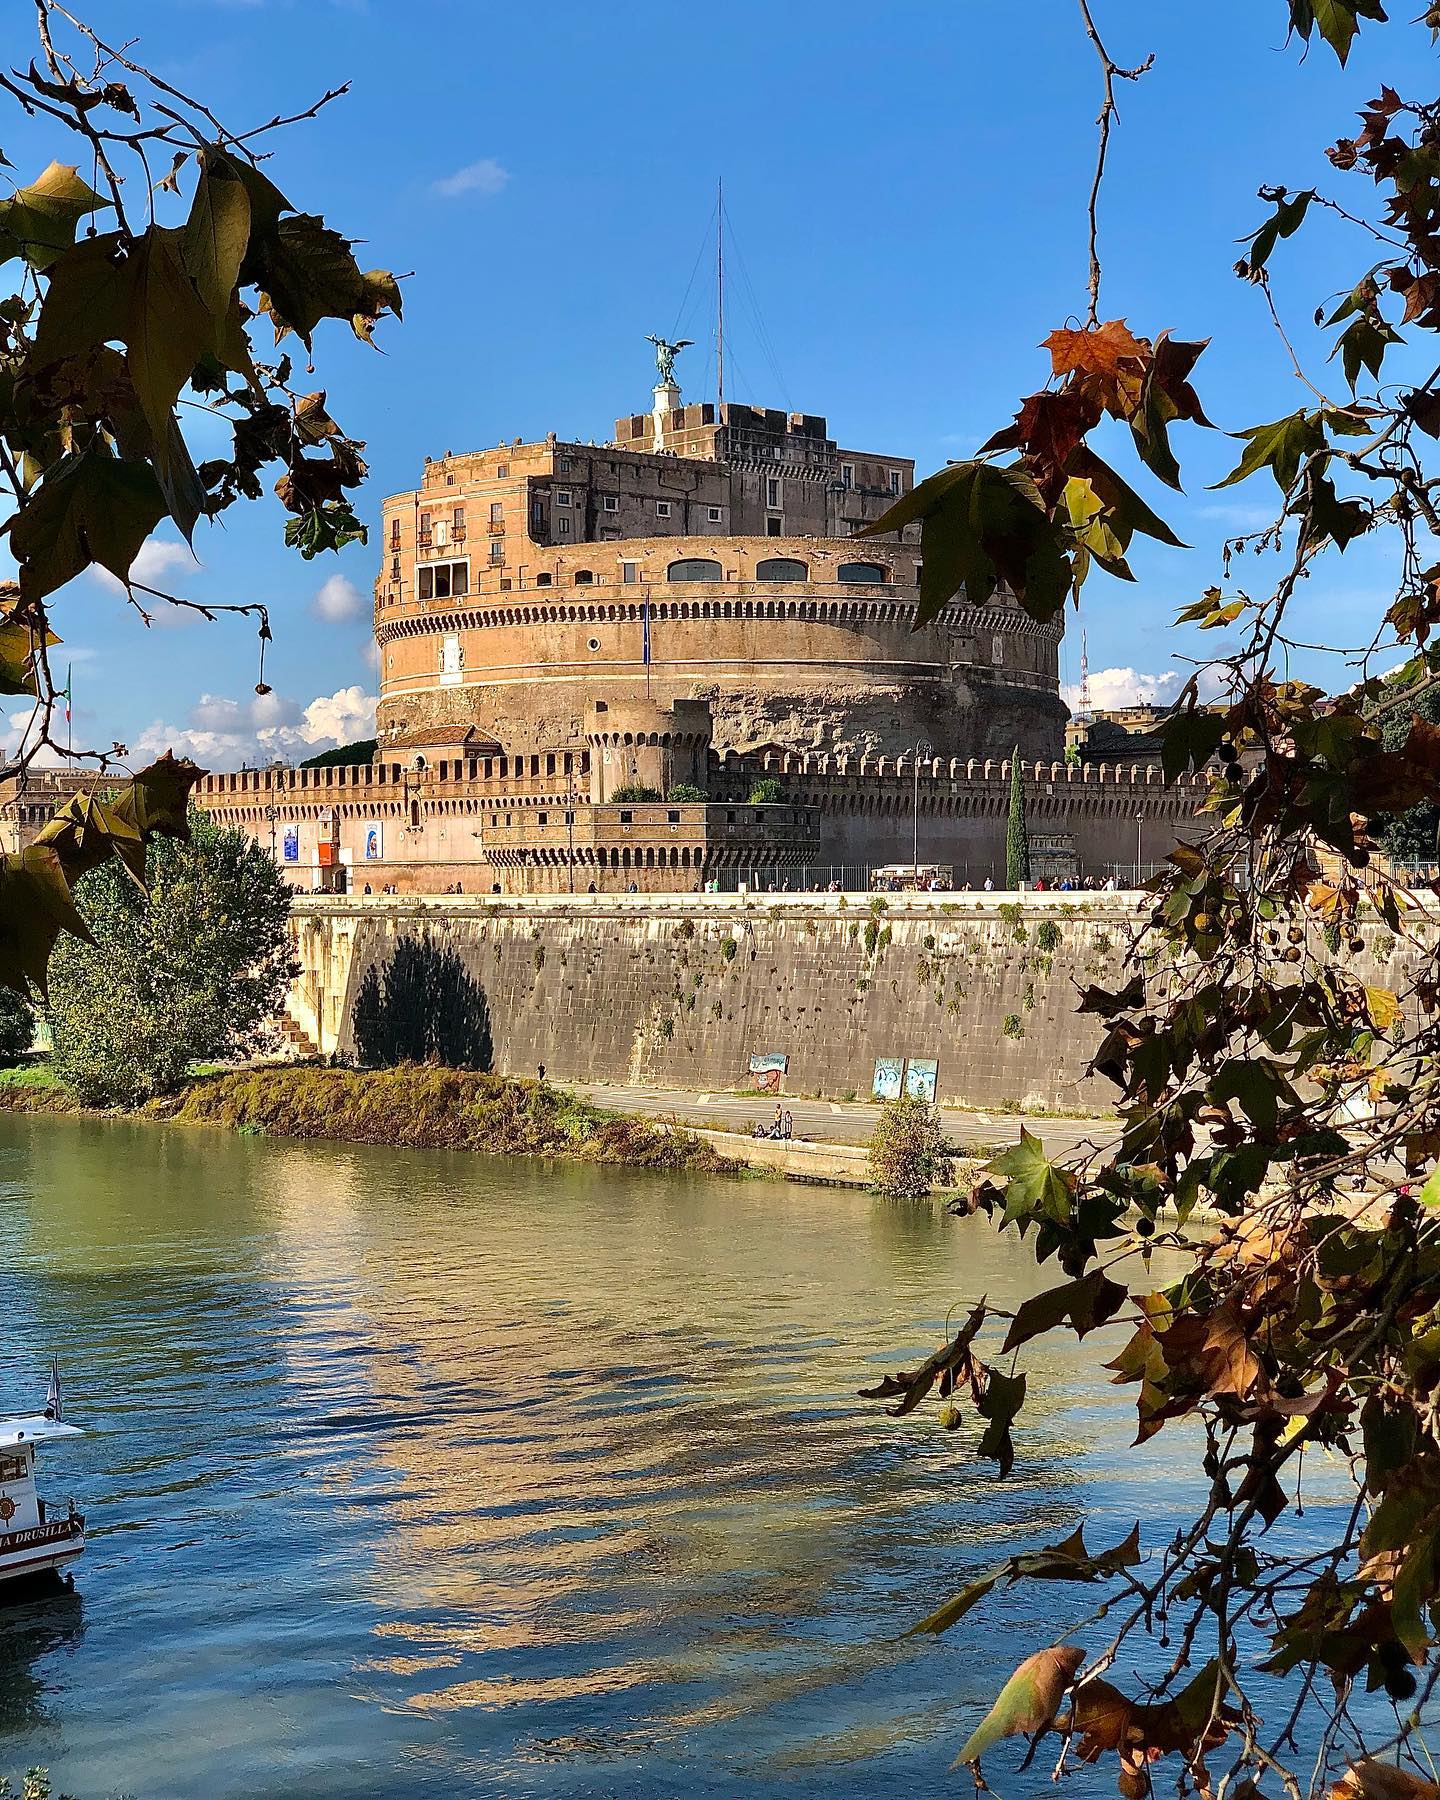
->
450, 524, 467, 543
417, 531, 432, 549
487, 520, 505, 535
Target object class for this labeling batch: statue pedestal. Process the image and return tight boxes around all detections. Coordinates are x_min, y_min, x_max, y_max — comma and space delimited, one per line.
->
651, 379, 681, 454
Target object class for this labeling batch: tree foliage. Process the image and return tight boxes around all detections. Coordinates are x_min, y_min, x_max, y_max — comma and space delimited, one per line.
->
1006, 750, 1031, 888
0, 988, 34, 1064
854, 7, 1440, 1797
48, 810, 296, 1104
0, 5, 397, 996
747, 777, 784, 804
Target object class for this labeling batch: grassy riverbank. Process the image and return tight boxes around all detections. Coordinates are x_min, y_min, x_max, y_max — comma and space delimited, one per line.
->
0, 1062, 739, 1175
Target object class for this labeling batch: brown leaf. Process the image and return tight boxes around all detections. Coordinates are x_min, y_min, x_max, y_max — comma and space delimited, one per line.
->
1329, 1762, 1440, 1799
1156, 1302, 1265, 1401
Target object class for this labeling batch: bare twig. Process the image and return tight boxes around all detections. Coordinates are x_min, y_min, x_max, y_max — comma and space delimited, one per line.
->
1075, 0, 1154, 328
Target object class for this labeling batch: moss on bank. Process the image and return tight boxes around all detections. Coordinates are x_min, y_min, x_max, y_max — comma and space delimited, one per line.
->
0, 1062, 737, 1175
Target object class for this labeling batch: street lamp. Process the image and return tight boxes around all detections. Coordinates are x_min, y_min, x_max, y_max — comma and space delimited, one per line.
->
1134, 808, 1144, 889
910, 740, 933, 886
264, 802, 279, 864
566, 787, 577, 894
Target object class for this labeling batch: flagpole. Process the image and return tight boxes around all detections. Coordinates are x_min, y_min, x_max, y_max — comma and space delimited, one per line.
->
66, 662, 72, 762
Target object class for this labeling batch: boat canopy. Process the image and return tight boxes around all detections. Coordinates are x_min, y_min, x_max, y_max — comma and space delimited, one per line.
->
0, 1416, 83, 1449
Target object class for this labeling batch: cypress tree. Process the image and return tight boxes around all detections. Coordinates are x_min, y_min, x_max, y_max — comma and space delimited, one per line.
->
1006, 751, 1031, 889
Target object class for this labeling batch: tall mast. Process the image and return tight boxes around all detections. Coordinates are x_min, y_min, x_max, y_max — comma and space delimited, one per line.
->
715, 178, 725, 413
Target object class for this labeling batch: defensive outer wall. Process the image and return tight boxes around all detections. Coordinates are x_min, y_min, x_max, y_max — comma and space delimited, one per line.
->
283, 892, 1429, 1113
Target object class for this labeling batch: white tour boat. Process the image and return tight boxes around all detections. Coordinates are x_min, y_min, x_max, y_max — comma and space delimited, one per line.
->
0, 1362, 85, 1589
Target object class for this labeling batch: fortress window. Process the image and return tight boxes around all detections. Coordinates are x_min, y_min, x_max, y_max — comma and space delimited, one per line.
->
602, 495, 619, 512
889, 469, 903, 495
841, 463, 854, 489
489, 541, 504, 564
766, 476, 782, 508
757, 558, 807, 582
389, 518, 400, 547
656, 500, 673, 519
574, 569, 594, 585
417, 559, 469, 599
765, 517, 783, 537
535, 573, 553, 587
622, 562, 639, 584
496, 463, 508, 478
707, 506, 723, 523
837, 561, 888, 584
490, 502, 503, 523
557, 517, 571, 536
538, 812, 548, 825
587, 637, 601, 651
667, 810, 680, 824
555, 488, 572, 506
620, 811, 633, 825
667, 558, 722, 583
558, 456, 573, 471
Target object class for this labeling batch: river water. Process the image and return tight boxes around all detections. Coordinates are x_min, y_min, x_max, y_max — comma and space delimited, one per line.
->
0, 1112, 1200, 1799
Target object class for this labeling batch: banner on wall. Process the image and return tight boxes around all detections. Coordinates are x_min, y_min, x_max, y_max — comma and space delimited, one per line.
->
748, 1052, 788, 1093
874, 1057, 941, 1103
282, 824, 300, 863
872, 1057, 904, 1101
363, 822, 383, 861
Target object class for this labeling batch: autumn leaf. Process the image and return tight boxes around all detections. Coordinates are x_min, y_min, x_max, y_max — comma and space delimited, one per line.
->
0, 160, 109, 270
1002, 1271, 1128, 1352
1328, 1761, 1440, 1799
953, 1644, 1084, 1766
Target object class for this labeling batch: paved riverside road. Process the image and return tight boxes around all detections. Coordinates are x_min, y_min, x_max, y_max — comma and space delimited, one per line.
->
567, 1081, 1120, 1160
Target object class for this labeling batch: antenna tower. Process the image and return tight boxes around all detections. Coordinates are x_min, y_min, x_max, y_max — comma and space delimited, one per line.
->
715, 177, 725, 412
1079, 628, 1092, 723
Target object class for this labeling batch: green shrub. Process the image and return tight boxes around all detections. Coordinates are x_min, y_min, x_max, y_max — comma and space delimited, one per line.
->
863, 918, 880, 956
667, 783, 706, 802
721, 936, 738, 962
747, 777, 784, 804
868, 1095, 954, 1199
48, 810, 296, 1107
1035, 919, 1060, 952
1002, 1013, 1024, 1039
611, 783, 662, 802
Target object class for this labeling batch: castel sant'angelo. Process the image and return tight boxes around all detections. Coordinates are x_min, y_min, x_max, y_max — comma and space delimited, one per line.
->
6, 348, 1205, 893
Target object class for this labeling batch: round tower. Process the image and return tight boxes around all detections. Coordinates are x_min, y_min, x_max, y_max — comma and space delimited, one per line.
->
586, 698, 713, 803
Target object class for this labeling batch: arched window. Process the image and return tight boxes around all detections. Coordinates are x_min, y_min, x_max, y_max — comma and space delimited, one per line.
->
412, 754, 427, 771
756, 557, 807, 582
535, 572, 553, 587
574, 569, 594, 585
837, 560, 889, 584
666, 558, 723, 583
409, 799, 420, 829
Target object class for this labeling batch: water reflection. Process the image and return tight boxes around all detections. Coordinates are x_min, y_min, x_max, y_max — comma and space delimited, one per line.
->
0, 1112, 1196, 1798
0, 1586, 84, 1733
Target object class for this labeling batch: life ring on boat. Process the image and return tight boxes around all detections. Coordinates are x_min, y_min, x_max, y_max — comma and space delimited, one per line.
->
0, 1496, 14, 1523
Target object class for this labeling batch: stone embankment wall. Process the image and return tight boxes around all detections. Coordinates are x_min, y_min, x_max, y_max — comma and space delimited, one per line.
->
286, 893, 1146, 1111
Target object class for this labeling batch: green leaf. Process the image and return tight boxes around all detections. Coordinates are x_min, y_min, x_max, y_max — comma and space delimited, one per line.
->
0, 161, 109, 271
30, 230, 133, 364
908, 1523, 1140, 1637
7, 450, 166, 602
977, 1366, 1027, 1476
954, 1644, 1084, 1766
989, 1126, 1074, 1224
0, 845, 93, 997
126, 227, 216, 472
1334, 315, 1403, 391
1213, 410, 1325, 492
861, 460, 1070, 623
182, 146, 253, 323
1241, 189, 1314, 274
1002, 1271, 1128, 1353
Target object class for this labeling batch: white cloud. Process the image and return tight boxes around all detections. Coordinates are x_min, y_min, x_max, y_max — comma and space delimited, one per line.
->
135, 685, 376, 768
358, 636, 380, 671
1062, 664, 1231, 712
312, 572, 366, 622
90, 535, 198, 596
433, 158, 509, 200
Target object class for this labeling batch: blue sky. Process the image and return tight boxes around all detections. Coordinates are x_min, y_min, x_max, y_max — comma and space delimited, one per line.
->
2, 0, 1432, 765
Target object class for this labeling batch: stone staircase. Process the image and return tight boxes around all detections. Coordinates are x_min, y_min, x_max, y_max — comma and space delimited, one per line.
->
278, 1012, 321, 1060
